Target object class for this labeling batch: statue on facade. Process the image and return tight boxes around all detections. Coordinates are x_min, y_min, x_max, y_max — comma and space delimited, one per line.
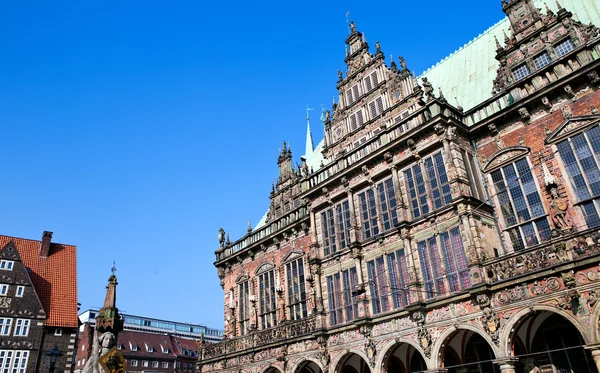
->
549, 186, 573, 231
399, 56, 407, 71
349, 21, 356, 33
218, 228, 226, 247
422, 78, 435, 101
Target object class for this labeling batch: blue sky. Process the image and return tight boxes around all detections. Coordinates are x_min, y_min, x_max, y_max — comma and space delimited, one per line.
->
0, 1, 506, 329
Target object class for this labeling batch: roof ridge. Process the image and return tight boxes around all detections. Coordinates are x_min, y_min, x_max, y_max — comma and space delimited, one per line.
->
419, 16, 508, 77
0, 234, 75, 248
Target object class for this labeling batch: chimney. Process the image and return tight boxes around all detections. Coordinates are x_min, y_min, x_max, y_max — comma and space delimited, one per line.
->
40, 231, 53, 258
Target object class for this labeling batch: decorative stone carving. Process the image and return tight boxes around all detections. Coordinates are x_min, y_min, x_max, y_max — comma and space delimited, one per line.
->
488, 123, 498, 134
481, 307, 501, 345
317, 337, 330, 370
433, 123, 446, 136
588, 71, 600, 84
548, 186, 573, 231
519, 107, 531, 123
587, 290, 599, 308
564, 85, 576, 99
411, 311, 425, 326
541, 96, 553, 111
417, 327, 432, 358
560, 105, 572, 118
407, 138, 416, 151
422, 77, 435, 101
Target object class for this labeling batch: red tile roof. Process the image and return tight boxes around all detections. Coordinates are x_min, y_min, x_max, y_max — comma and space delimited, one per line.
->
169, 335, 200, 357
118, 330, 176, 358
0, 235, 78, 328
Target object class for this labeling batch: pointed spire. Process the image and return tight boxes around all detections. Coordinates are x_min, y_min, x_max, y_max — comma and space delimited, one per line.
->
305, 106, 314, 158
247, 219, 252, 233
95, 266, 122, 334
545, 2, 555, 15
555, 0, 564, 11
503, 30, 510, 44
438, 87, 447, 103
455, 97, 464, 112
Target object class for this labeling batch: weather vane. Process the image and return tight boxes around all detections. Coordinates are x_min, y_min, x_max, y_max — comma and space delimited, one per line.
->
111, 261, 117, 275
306, 105, 313, 122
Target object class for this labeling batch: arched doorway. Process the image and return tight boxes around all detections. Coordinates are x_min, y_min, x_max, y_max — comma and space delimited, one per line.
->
337, 353, 370, 373
384, 343, 427, 373
441, 330, 498, 373
296, 360, 323, 373
511, 311, 594, 373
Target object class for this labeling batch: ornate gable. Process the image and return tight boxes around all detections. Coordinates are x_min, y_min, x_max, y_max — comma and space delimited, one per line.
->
255, 262, 275, 275
483, 146, 531, 172
545, 114, 600, 144
282, 251, 304, 264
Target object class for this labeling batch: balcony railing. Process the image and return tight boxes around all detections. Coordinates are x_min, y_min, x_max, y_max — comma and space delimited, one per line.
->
200, 316, 317, 361
484, 228, 600, 283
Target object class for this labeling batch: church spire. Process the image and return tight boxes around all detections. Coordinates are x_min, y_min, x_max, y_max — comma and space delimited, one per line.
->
95, 264, 122, 334
305, 106, 314, 158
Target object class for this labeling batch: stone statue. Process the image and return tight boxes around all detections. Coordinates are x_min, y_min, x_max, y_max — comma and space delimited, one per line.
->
422, 77, 435, 100
549, 187, 572, 230
337, 70, 343, 82
218, 228, 225, 247
399, 56, 407, 71
375, 41, 381, 54
349, 21, 356, 33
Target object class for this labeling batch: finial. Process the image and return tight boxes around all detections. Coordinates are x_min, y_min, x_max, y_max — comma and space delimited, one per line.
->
544, 3, 555, 15
390, 60, 398, 72
555, 0, 564, 11
349, 20, 356, 34
494, 35, 502, 51
438, 88, 447, 103
111, 261, 117, 275
375, 41, 382, 55
271, 181, 275, 194
247, 219, 252, 233
501, 0, 508, 7
226, 233, 230, 246
455, 97, 464, 112
503, 30, 510, 44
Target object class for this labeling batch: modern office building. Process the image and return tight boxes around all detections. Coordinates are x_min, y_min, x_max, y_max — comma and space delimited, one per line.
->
199, 1, 600, 373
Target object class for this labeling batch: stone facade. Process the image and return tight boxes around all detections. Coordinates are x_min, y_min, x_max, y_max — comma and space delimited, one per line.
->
203, 1, 600, 373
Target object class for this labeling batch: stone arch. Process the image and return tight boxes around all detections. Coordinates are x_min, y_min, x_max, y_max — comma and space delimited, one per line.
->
589, 298, 600, 343
376, 338, 431, 373
259, 366, 283, 373
499, 304, 592, 356
331, 349, 371, 373
291, 358, 324, 373
430, 324, 500, 370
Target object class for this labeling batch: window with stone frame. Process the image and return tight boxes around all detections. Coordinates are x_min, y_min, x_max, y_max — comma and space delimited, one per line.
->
533, 51, 552, 69
404, 151, 452, 219
326, 267, 359, 326
462, 150, 485, 201
237, 280, 250, 335
349, 109, 365, 132
368, 96, 385, 119
512, 63, 531, 81
285, 257, 307, 321
557, 124, 600, 228
320, 199, 351, 256
0, 318, 11, 336
367, 256, 390, 314
418, 227, 470, 299
258, 269, 277, 329
555, 38, 575, 57
387, 248, 410, 309
367, 249, 412, 315
13, 319, 29, 337
490, 157, 552, 251
357, 177, 399, 240
363, 70, 379, 92
346, 84, 361, 106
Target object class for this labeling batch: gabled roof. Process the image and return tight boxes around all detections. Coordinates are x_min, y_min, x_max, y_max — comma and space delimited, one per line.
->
118, 330, 176, 358
420, 0, 600, 112
169, 335, 200, 357
0, 235, 77, 328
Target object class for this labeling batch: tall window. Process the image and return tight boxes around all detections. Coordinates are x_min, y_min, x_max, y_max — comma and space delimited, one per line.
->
237, 280, 250, 335
419, 227, 470, 299
326, 267, 359, 326
346, 84, 360, 106
349, 109, 365, 131
258, 270, 276, 329
367, 257, 390, 314
404, 151, 452, 218
0, 351, 28, 373
490, 158, 551, 251
358, 177, 399, 239
387, 249, 410, 309
557, 125, 600, 228
320, 199, 351, 256
286, 258, 307, 320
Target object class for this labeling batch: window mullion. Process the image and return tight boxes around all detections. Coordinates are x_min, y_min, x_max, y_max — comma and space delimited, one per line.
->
570, 138, 596, 199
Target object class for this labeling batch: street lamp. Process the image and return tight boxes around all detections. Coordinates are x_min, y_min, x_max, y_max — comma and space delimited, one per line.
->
45, 344, 63, 373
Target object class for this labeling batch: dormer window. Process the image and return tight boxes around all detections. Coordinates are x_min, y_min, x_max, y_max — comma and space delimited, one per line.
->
512, 64, 531, 81
555, 38, 575, 57
0, 261, 13, 270
161, 345, 169, 354
533, 52, 552, 69
130, 342, 138, 352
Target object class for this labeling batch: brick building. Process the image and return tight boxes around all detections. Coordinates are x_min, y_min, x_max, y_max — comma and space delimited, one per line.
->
0, 232, 78, 373
199, 1, 600, 373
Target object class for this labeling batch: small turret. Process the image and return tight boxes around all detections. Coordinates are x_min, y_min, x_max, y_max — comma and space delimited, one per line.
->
277, 141, 293, 183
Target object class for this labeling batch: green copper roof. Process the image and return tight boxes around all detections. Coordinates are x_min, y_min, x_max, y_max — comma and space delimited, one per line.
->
420, 0, 600, 112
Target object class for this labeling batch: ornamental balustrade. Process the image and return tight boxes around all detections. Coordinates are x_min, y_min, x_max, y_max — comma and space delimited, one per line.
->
484, 227, 600, 283
200, 316, 317, 361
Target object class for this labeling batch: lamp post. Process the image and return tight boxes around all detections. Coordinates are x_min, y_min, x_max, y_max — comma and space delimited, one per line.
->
45, 344, 63, 373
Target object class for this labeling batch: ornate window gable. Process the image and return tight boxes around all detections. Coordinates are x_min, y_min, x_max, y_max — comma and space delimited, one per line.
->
255, 262, 275, 275
281, 251, 304, 264
545, 114, 600, 145
235, 274, 250, 284
482, 146, 531, 173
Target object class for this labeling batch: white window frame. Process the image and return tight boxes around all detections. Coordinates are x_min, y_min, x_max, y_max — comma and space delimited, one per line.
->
54, 328, 62, 336
0, 261, 14, 271
1, 350, 30, 373
13, 319, 30, 337
142, 360, 149, 367
152, 361, 159, 368
162, 362, 169, 368
0, 285, 8, 296
0, 318, 12, 336
131, 360, 138, 367
15, 286, 24, 298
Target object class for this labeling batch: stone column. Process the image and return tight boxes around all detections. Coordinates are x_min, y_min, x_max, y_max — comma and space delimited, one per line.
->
586, 348, 600, 373
493, 358, 517, 373
372, 183, 384, 234
347, 188, 360, 244
391, 166, 408, 222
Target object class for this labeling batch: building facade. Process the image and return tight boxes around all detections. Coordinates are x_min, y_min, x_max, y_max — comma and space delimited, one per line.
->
0, 232, 78, 373
78, 309, 223, 343
199, 1, 600, 373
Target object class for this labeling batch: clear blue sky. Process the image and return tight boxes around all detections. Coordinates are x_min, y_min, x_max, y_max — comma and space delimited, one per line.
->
0, 1, 505, 329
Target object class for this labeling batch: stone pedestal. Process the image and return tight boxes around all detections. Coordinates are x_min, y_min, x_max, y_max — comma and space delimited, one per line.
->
494, 358, 517, 373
